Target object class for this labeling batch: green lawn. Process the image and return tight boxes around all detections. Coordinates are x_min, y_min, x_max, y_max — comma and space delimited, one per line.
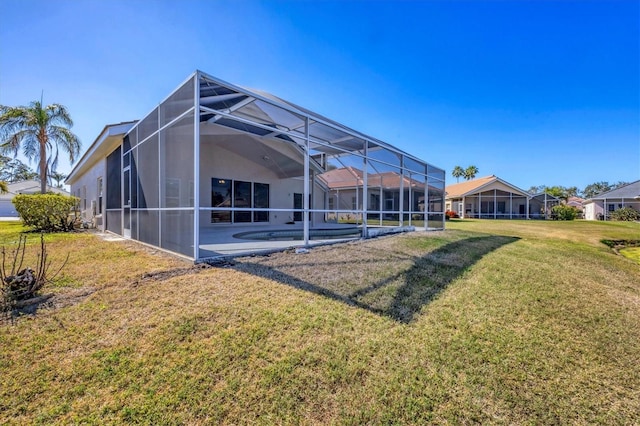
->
1, 219, 639, 424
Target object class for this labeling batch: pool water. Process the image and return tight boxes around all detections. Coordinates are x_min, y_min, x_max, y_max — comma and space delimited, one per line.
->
233, 227, 361, 241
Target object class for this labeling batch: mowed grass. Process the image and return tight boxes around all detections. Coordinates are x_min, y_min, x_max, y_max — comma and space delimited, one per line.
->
1, 219, 639, 424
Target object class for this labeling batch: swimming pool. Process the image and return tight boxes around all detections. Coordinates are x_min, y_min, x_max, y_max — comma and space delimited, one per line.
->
233, 227, 362, 241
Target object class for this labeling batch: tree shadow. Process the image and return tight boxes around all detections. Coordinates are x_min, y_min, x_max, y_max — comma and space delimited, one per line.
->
230, 235, 519, 324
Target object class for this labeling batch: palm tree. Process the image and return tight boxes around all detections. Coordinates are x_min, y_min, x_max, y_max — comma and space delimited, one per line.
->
464, 165, 479, 180
452, 165, 465, 183
50, 170, 67, 188
0, 100, 81, 194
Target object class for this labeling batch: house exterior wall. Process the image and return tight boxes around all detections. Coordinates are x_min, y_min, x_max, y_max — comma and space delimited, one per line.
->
446, 180, 530, 219
199, 142, 321, 226
69, 159, 106, 229
0, 200, 17, 217
585, 199, 640, 220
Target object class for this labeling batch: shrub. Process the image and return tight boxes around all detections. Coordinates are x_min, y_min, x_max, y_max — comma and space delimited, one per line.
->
551, 205, 578, 221
12, 193, 79, 232
445, 210, 459, 219
610, 207, 640, 222
1, 234, 67, 314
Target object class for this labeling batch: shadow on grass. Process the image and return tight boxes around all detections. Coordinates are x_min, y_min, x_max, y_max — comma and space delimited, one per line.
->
231, 235, 519, 324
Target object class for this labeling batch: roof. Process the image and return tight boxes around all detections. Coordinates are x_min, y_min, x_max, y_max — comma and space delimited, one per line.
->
530, 192, 561, 201
585, 180, 640, 202
445, 175, 529, 198
567, 196, 585, 208
197, 70, 439, 173
317, 167, 364, 189
0, 179, 69, 200
66, 121, 137, 185
317, 167, 425, 190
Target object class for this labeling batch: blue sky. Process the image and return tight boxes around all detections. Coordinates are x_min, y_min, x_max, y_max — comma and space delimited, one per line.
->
1, 0, 638, 192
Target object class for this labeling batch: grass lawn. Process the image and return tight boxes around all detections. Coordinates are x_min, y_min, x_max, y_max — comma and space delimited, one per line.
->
1, 219, 639, 424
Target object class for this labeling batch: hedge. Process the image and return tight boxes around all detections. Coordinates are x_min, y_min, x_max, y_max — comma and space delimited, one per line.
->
12, 193, 79, 232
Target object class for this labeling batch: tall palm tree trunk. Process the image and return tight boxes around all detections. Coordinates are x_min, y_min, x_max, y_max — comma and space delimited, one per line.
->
39, 129, 48, 193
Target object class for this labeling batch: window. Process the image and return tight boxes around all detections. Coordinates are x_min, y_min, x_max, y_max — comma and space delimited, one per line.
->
211, 178, 270, 223
370, 193, 380, 210
253, 182, 269, 222
608, 204, 616, 212
82, 186, 87, 211
234, 180, 251, 222
328, 197, 334, 210
352, 196, 357, 210
165, 178, 180, 208
211, 178, 231, 223
481, 201, 494, 214
97, 177, 103, 215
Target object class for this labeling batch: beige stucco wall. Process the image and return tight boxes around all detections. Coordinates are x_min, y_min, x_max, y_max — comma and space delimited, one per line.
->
199, 142, 325, 226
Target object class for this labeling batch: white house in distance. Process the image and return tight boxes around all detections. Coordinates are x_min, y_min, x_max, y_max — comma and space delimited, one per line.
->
0, 179, 69, 217
66, 70, 446, 260
583, 180, 640, 220
445, 175, 560, 219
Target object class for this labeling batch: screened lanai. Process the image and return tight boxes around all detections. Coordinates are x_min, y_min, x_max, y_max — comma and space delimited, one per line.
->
108, 70, 445, 260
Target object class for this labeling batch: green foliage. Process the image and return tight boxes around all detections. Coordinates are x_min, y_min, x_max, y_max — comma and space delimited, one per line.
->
0, 154, 38, 183
464, 165, 478, 180
0, 101, 80, 194
551, 204, 578, 221
582, 181, 629, 199
452, 165, 479, 181
610, 207, 640, 222
0, 181, 7, 194
12, 193, 78, 232
451, 166, 464, 182
528, 185, 578, 200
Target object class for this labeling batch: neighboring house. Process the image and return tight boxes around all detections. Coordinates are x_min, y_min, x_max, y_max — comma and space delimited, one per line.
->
583, 180, 640, 220
0, 180, 69, 217
445, 175, 532, 219
529, 192, 561, 219
66, 70, 446, 260
567, 196, 585, 218
316, 166, 431, 224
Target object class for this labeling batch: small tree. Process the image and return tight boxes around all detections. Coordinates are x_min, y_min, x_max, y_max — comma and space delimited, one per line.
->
1, 234, 68, 314
551, 205, 578, 221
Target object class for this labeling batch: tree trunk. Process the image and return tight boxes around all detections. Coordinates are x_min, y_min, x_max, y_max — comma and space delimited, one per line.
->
39, 128, 47, 194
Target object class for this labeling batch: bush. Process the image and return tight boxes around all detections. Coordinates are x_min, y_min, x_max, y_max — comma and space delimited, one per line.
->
12, 193, 79, 232
610, 207, 640, 222
445, 210, 459, 219
551, 205, 578, 221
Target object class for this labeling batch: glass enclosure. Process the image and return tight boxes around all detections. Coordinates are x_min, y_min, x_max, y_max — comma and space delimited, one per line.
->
105, 71, 445, 259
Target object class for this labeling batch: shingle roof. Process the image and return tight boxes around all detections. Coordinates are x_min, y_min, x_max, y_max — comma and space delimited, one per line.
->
317, 167, 424, 190
445, 175, 529, 198
588, 180, 640, 200
445, 175, 497, 198
0, 179, 69, 200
